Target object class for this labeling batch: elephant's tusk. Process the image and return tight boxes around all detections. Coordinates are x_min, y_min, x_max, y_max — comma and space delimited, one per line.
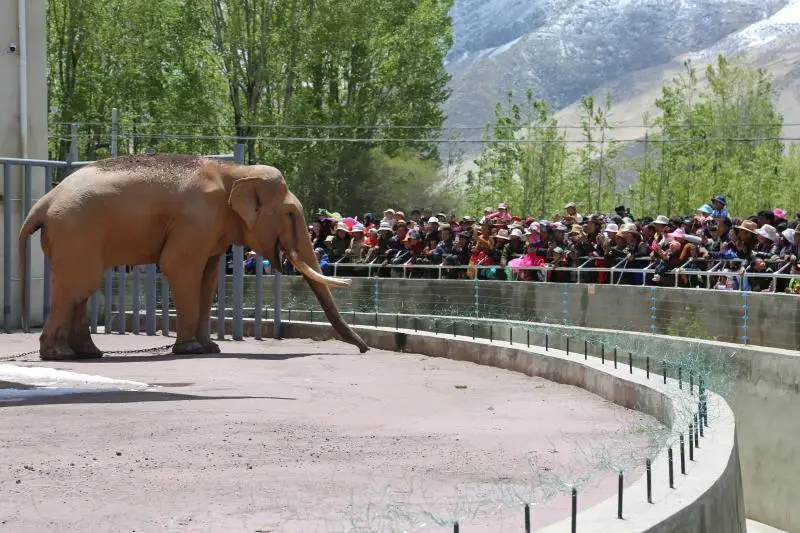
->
288, 250, 352, 288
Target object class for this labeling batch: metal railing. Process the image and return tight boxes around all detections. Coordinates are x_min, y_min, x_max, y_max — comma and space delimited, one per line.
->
1, 143, 239, 332
322, 257, 799, 293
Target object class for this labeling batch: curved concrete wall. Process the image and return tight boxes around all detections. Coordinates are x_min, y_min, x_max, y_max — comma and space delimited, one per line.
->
208, 275, 799, 350
263, 319, 746, 532
134, 304, 793, 530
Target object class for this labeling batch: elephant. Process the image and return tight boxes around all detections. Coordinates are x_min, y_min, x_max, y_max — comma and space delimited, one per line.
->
18, 153, 369, 360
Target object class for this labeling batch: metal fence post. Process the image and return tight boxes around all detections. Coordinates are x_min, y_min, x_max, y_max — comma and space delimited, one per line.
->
22, 165, 32, 331
274, 270, 282, 339
2, 164, 10, 332
217, 254, 226, 340
111, 108, 119, 157
231, 144, 245, 340
131, 267, 140, 334
104, 270, 113, 333
232, 247, 244, 340
117, 267, 126, 334
42, 167, 53, 322
255, 255, 263, 340
146, 264, 157, 335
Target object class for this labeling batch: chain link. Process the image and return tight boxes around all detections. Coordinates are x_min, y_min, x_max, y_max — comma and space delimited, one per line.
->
0, 343, 175, 363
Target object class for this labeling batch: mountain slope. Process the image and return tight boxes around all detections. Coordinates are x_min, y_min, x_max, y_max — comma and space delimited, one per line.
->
444, 0, 790, 141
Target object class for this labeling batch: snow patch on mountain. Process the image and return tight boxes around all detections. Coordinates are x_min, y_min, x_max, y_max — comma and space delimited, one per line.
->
688, 0, 800, 59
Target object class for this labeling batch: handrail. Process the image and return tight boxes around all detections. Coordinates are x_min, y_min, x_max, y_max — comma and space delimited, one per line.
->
322, 260, 799, 291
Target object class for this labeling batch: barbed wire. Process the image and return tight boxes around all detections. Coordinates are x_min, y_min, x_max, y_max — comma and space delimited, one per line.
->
45, 132, 800, 144
49, 120, 800, 130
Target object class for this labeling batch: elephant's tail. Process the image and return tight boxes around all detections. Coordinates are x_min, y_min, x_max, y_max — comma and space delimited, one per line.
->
18, 198, 48, 331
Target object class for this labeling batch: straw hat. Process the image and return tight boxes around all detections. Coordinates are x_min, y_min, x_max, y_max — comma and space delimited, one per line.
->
495, 229, 510, 240
735, 220, 758, 235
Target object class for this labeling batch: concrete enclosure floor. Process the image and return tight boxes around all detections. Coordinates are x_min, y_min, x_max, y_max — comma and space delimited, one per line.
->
0, 334, 663, 533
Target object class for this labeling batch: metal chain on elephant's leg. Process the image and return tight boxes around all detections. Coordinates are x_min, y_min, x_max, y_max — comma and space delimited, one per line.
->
0, 350, 39, 362
0, 343, 175, 362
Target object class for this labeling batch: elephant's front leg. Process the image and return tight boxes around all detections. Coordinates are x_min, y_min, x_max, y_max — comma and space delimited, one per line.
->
161, 262, 205, 356
195, 255, 222, 353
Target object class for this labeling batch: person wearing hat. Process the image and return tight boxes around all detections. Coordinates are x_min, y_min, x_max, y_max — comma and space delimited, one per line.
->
364, 221, 395, 265
381, 208, 397, 229
500, 228, 526, 269
342, 222, 365, 262
326, 221, 352, 265
487, 202, 512, 222
387, 227, 418, 272
733, 219, 759, 260
615, 204, 634, 221
753, 224, 780, 262
710, 195, 728, 219
424, 216, 441, 243
779, 228, 799, 263
385, 222, 409, 265
428, 223, 462, 278
562, 202, 584, 224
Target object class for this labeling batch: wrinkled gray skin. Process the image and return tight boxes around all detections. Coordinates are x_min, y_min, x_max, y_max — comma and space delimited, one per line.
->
18, 154, 369, 360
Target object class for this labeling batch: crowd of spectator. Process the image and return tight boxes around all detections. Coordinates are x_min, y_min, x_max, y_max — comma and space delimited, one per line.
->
252, 195, 799, 293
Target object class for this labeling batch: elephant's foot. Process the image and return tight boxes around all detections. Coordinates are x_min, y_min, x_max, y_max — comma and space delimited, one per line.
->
199, 339, 221, 354
69, 335, 104, 359
40, 344, 76, 361
172, 340, 205, 355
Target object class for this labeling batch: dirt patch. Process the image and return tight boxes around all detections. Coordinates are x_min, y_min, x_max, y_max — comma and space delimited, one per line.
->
0, 335, 662, 532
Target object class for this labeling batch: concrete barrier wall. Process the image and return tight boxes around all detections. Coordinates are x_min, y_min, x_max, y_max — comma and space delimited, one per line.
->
273, 320, 746, 533
103, 274, 799, 350
122, 297, 796, 531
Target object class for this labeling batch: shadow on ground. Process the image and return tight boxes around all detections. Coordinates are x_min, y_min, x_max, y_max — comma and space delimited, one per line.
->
0, 388, 296, 408
85, 351, 326, 364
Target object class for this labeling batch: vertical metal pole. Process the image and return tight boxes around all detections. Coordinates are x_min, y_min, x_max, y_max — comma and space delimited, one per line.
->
117, 267, 126, 334
42, 167, 53, 322
617, 472, 623, 519
90, 291, 99, 333
689, 425, 695, 461
131, 267, 140, 334
23, 165, 31, 331
146, 264, 157, 335
3, 164, 10, 332
571, 488, 577, 533
668, 447, 674, 488
680, 435, 686, 474
232, 246, 244, 340
111, 108, 119, 157
230, 144, 245, 340
646, 459, 653, 503
524, 503, 531, 532
254, 254, 263, 340
70, 123, 78, 162
217, 254, 226, 340
274, 270, 282, 339
104, 270, 112, 333
161, 276, 169, 336
694, 414, 700, 448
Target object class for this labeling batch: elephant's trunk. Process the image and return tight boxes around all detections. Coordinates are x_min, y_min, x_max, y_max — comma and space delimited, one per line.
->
284, 209, 369, 353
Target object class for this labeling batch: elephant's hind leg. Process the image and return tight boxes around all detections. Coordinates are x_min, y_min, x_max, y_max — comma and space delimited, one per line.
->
39, 274, 78, 360
68, 297, 102, 358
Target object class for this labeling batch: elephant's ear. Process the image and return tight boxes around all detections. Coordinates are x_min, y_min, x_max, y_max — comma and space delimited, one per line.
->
229, 175, 287, 229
